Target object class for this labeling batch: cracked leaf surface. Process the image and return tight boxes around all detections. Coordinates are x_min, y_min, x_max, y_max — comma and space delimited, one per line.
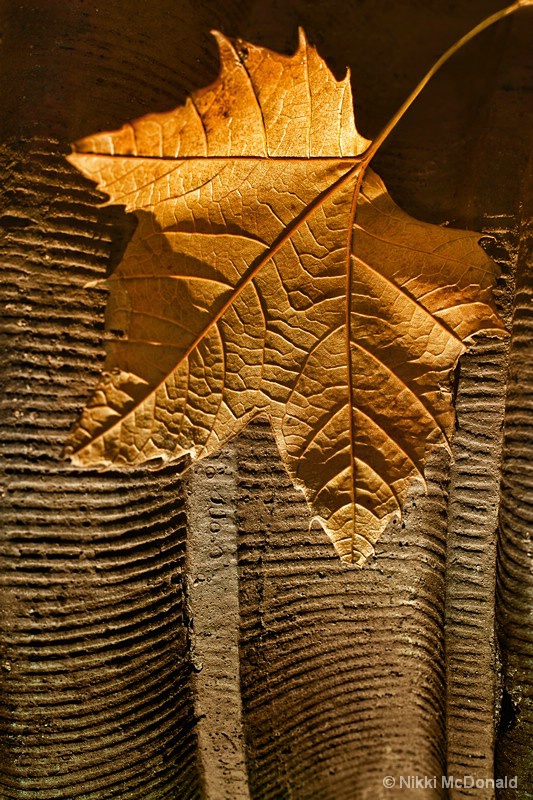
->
66, 30, 505, 564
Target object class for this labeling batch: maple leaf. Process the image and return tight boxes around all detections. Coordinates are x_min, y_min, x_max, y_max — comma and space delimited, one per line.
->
65, 29, 506, 565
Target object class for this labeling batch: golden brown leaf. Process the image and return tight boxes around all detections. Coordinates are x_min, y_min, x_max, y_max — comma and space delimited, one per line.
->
66, 30, 505, 565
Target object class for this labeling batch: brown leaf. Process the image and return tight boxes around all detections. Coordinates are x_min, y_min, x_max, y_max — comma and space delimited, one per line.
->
66, 30, 505, 565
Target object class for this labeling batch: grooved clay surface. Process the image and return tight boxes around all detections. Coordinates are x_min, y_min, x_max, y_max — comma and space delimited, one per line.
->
496, 164, 533, 798
0, 141, 201, 798
236, 419, 448, 800
0, 2, 531, 799
445, 339, 508, 798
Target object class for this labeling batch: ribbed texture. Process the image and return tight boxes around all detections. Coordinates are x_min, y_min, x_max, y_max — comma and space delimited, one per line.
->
496, 191, 533, 798
236, 419, 447, 800
441, 16, 532, 796
0, 140, 200, 799
445, 339, 508, 796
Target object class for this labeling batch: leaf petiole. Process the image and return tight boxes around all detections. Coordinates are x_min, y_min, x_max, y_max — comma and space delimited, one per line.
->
362, 0, 528, 165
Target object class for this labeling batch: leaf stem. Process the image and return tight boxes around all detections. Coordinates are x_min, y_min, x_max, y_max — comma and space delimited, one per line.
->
363, 0, 526, 164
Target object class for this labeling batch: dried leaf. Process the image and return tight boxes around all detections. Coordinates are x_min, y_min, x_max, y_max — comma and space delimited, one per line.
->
66, 30, 505, 565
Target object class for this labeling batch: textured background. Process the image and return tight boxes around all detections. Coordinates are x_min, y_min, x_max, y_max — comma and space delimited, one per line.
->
0, 1, 531, 798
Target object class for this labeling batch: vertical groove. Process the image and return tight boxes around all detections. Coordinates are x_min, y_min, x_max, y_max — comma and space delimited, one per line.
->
186, 449, 251, 799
